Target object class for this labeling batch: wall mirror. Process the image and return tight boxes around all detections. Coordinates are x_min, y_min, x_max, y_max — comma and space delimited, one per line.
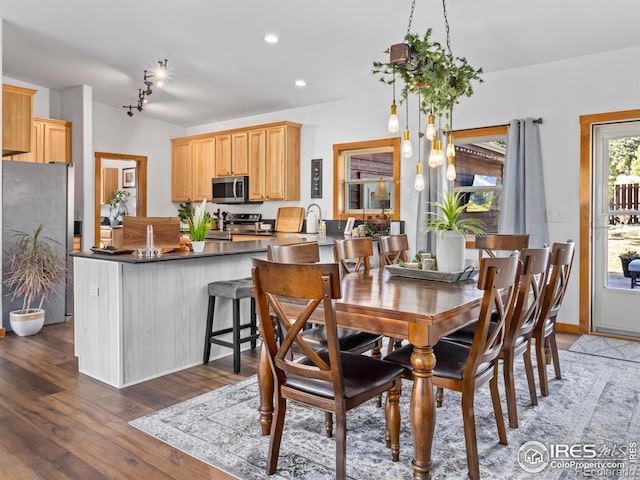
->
94, 152, 147, 247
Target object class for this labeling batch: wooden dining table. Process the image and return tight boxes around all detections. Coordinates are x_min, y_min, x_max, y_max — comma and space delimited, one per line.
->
256, 267, 485, 480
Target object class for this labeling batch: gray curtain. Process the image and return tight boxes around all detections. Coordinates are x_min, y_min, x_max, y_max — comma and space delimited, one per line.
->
416, 140, 446, 254
499, 118, 549, 248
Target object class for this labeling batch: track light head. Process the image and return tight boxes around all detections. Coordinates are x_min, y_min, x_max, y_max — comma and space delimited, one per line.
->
127, 110, 134, 117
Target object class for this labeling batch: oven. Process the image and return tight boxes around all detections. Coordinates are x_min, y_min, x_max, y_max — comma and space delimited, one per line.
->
205, 213, 262, 240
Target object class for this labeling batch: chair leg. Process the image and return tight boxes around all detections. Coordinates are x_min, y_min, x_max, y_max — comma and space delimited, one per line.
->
386, 379, 401, 462
232, 299, 241, 374
523, 342, 538, 406
548, 330, 562, 380
502, 349, 518, 429
267, 395, 287, 475
490, 364, 508, 445
335, 412, 347, 480
535, 334, 549, 397
436, 387, 444, 408
203, 295, 215, 364
324, 412, 333, 438
250, 297, 258, 349
460, 387, 480, 480
372, 339, 383, 408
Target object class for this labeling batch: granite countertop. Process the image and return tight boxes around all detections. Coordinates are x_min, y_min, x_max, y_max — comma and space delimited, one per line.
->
71, 234, 354, 264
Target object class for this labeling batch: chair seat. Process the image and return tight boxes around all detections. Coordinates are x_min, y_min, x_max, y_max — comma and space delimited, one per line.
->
384, 340, 491, 381
300, 326, 382, 353
287, 351, 405, 400
443, 317, 498, 346
208, 277, 253, 299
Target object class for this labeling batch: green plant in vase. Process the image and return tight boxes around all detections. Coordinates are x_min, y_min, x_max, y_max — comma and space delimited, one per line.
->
186, 199, 211, 252
109, 189, 130, 226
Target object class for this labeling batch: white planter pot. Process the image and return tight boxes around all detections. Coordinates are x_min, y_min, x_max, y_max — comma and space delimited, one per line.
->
192, 241, 205, 253
10, 309, 45, 336
435, 231, 466, 272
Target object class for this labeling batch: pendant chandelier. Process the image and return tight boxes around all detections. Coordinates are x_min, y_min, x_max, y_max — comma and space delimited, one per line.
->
373, 0, 482, 188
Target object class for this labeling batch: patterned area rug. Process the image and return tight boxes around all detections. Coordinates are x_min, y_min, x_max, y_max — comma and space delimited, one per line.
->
569, 335, 640, 363
131, 351, 640, 479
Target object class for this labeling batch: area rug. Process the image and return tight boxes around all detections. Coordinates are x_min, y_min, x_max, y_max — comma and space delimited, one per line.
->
130, 351, 640, 479
569, 334, 640, 363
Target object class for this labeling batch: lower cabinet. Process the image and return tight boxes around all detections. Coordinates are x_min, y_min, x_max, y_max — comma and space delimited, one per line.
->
100, 226, 123, 248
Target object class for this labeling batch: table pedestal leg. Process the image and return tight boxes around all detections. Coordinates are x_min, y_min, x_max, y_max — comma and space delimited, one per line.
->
258, 339, 274, 436
410, 344, 436, 480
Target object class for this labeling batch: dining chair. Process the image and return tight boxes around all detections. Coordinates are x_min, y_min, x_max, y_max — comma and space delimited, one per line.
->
384, 255, 520, 480
251, 258, 404, 479
377, 234, 410, 354
266, 241, 384, 437
378, 234, 410, 267
441, 248, 550, 429
475, 233, 529, 260
533, 240, 575, 397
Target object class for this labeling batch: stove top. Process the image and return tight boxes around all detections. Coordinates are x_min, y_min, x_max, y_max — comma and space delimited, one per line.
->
225, 213, 262, 224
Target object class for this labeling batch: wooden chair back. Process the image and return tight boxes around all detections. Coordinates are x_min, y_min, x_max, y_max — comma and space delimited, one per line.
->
251, 258, 344, 395
333, 237, 373, 274
466, 254, 520, 379
538, 241, 575, 325
378, 234, 409, 267
504, 247, 550, 344
267, 241, 320, 263
475, 234, 529, 259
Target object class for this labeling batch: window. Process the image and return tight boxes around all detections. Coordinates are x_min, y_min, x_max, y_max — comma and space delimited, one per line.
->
333, 138, 401, 220
450, 126, 508, 233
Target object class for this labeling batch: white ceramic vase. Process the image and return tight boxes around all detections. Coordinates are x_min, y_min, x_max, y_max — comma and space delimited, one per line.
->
435, 230, 466, 272
192, 241, 205, 253
10, 309, 45, 336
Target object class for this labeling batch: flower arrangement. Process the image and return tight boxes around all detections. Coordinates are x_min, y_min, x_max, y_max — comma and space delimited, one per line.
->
186, 199, 211, 242
3, 224, 67, 311
109, 189, 130, 224
422, 191, 485, 236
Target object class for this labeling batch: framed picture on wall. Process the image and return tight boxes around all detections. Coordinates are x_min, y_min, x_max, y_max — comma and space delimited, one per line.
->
311, 158, 322, 198
122, 168, 136, 188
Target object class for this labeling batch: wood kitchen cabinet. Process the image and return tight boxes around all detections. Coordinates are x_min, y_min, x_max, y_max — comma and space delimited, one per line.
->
250, 122, 301, 201
214, 132, 248, 177
171, 134, 215, 202
3, 117, 71, 164
101, 167, 119, 204
2, 84, 36, 157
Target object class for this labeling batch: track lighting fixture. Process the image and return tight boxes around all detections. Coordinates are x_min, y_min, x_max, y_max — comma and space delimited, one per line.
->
122, 59, 168, 117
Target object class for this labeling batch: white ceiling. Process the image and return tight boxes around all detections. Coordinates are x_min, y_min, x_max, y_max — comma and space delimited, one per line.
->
2, 0, 640, 128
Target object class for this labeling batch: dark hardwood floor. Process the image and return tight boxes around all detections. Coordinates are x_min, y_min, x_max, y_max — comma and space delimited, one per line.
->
0, 321, 579, 479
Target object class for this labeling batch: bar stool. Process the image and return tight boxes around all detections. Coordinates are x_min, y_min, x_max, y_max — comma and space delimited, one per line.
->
203, 277, 259, 373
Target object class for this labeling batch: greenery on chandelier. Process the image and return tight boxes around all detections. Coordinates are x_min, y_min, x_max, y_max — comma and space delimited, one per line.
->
372, 29, 483, 117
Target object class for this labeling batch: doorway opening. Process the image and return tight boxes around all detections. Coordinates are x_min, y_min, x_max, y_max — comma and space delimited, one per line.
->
94, 152, 147, 247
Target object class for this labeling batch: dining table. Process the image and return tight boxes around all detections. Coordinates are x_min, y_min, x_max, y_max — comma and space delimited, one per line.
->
256, 266, 485, 480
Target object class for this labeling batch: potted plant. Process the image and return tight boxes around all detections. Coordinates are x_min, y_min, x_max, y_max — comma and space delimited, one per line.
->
109, 189, 130, 226
619, 248, 640, 278
186, 199, 211, 252
3, 224, 67, 336
422, 191, 485, 272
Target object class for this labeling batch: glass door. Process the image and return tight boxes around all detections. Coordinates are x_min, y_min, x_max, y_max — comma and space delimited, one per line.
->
592, 121, 640, 337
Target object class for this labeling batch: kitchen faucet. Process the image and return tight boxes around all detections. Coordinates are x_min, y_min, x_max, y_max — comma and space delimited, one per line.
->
306, 203, 322, 233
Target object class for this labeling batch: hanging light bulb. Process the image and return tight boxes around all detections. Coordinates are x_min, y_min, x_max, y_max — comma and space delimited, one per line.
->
446, 132, 455, 158
388, 102, 399, 133
428, 139, 438, 167
426, 112, 436, 140
434, 138, 444, 167
414, 162, 425, 191
446, 157, 456, 181
387, 72, 399, 133
402, 129, 413, 158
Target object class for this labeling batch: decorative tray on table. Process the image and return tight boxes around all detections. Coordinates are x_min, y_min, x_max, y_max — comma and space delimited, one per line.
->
384, 264, 478, 283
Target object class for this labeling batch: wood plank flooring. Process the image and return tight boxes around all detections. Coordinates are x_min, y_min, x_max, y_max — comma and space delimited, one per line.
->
0, 322, 578, 479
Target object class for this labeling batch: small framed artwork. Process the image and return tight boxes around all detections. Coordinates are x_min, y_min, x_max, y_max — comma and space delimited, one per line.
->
122, 168, 136, 188
311, 158, 322, 198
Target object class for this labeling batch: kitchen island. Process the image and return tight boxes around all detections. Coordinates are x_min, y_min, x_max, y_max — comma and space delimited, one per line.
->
72, 235, 356, 388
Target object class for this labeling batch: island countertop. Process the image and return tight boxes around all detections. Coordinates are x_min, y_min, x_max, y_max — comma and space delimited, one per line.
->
71, 234, 353, 263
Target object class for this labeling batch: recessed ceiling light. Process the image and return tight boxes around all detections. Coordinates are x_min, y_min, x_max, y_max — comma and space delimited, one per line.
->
295, 79, 307, 87
264, 34, 279, 44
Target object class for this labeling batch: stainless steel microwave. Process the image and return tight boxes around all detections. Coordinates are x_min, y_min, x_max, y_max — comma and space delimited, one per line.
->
211, 176, 260, 204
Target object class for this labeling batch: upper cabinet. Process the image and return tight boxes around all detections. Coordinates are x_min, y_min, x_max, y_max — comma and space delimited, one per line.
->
171, 134, 215, 203
2, 84, 36, 156
172, 121, 301, 203
3, 117, 72, 163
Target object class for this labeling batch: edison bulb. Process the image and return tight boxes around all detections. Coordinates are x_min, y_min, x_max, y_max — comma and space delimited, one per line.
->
446, 162, 457, 181
414, 163, 425, 191
388, 103, 399, 133
446, 140, 455, 158
402, 129, 413, 158
426, 114, 436, 140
